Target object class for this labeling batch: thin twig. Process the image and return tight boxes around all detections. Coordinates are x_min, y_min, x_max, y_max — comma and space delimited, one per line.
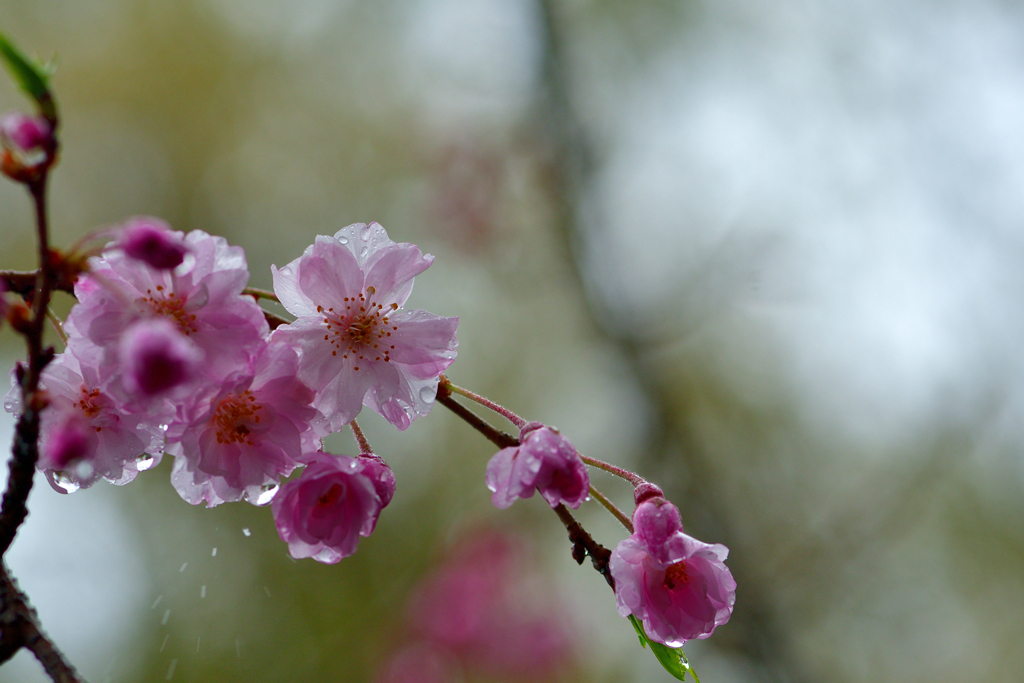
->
243, 286, 279, 302
553, 504, 615, 590
435, 384, 518, 450
439, 375, 526, 429
589, 485, 633, 532
578, 453, 645, 487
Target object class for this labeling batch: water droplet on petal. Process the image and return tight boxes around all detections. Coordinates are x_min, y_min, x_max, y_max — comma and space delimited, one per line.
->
136, 453, 156, 471
254, 483, 279, 506
242, 528, 251, 537
338, 235, 349, 245
360, 224, 372, 240
418, 386, 435, 403
52, 472, 80, 494
359, 246, 369, 258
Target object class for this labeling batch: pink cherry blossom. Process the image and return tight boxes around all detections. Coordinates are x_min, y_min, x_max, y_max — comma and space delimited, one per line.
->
114, 217, 189, 270
4, 353, 165, 493
272, 450, 394, 563
485, 423, 590, 509
118, 318, 203, 397
64, 228, 268, 393
271, 222, 458, 431
166, 341, 321, 507
610, 499, 736, 647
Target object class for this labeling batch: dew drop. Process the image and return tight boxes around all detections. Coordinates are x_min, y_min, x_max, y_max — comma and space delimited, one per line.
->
52, 472, 80, 494
338, 235, 349, 245
418, 386, 435, 403
242, 528, 251, 537
254, 483, 279, 506
74, 460, 94, 480
136, 453, 156, 471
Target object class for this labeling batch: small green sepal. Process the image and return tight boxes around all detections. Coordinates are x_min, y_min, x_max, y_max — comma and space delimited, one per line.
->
628, 615, 700, 682
0, 30, 58, 121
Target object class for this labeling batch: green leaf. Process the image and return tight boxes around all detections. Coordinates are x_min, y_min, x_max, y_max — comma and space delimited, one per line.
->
627, 615, 700, 682
0, 30, 57, 120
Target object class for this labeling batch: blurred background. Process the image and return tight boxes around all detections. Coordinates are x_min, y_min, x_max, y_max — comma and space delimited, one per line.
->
2, 0, 1024, 681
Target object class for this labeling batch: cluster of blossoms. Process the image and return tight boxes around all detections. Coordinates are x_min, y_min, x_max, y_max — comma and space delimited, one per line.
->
5, 217, 458, 562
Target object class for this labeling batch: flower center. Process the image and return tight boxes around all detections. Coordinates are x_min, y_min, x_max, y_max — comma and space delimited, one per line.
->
318, 285, 399, 371
317, 482, 344, 508
663, 560, 690, 590
142, 285, 197, 335
72, 385, 105, 433
212, 390, 262, 445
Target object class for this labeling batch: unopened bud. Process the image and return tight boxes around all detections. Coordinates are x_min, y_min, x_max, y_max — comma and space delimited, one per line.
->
115, 217, 188, 270
118, 318, 202, 396
0, 113, 52, 151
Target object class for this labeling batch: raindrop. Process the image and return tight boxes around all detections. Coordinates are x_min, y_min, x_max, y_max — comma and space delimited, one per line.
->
359, 246, 369, 258
242, 528, 251, 537
52, 472, 80, 494
235, 640, 241, 658
159, 634, 169, 653
418, 386, 435, 403
200, 585, 206, 599
178, 562, 188, 573
150, 595, 163, 609
263, 585, 272, 597
136, 453, 156, 471
74, 460, 94, 480
196, 636, 201, 653
165, 658, 177, 680
161, 609, 171, 625
338, 235, 349, 245
211, 547, 217, 557
158, 424, 169, 432
254, 483, 279, 506
359, 224, 372, 240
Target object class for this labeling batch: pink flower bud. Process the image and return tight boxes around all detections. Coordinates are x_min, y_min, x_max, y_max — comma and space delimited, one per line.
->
485, 425, 589, 510
0, 113, 52, 151
115, 217, 189, 270
118, 318, 202, 397
633, 481, 664, 506
611, 499, 736, 647
272, 452, 391, 563
359, 453, 396, 507
41, 413, 97, 471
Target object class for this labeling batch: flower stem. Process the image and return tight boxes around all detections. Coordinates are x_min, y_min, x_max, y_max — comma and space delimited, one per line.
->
350, 419, 372, 455
45, 308, 66, 346
435, 383, 518, 449
243, 286, 279, 302
438, 375, 526, 429
578, 454, 645, 487
589, 485, 633, 532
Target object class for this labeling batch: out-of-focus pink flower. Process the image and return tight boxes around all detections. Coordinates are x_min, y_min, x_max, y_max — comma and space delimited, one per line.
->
3, 354, 165, 492
167, 342, 321, 507
115, 217, 189, 270
485, 423, 590, 509
41, 413, 96, 471
118, 318, 202, 397
64, 228, 268, 393
382, 530, 575, 683
610, 498, 736, 647
271, 450, 394, 563
271, 222, 458, 431
0, 113, 52, 151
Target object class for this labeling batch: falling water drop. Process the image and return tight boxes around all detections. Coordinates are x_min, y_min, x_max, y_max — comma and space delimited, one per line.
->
178, 562, 188, 573
150, 595, 163, 610
242, 528, 251, 537
263, 585, 272, 597
211, 547, 217, 557
159, 634, 169, 653
200, 585, 206, 599
165, 658, 177, 680
161, 609, 171, 625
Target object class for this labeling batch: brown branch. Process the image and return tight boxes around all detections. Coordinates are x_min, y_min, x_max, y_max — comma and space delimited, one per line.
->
553, 503, 615, 591
0, 562, 82, 681
435, 384, 518, 449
